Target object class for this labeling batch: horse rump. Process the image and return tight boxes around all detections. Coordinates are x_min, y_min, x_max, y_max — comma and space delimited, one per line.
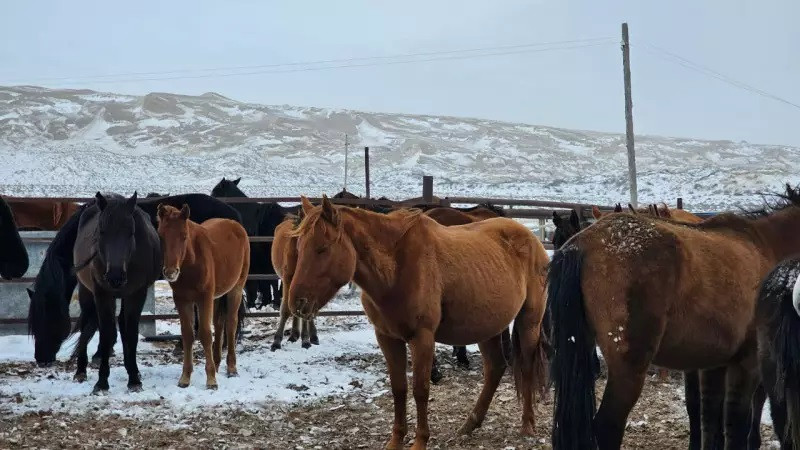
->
548, 247, 599, 450
757, 257, 800, 447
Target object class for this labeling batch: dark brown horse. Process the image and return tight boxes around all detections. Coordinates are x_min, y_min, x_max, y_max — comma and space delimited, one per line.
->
288, 195, 549, 449
5, 197, 81, 231
157, 204, 250, 388
549, 184, 800, 449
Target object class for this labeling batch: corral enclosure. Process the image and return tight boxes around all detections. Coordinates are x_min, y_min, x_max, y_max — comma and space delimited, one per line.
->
0, 189, 780, 449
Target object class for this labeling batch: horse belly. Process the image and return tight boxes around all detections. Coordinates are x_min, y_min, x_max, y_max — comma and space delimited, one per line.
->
435, 279, 524, 346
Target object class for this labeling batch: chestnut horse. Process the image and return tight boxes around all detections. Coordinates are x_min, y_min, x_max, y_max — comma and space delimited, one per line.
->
157, 204, 250, 389
288, 195, 549, 449
5, 197, 80, 231
270, 216, 318, 351
423, 203, 506, 370
549, 184, 800, 449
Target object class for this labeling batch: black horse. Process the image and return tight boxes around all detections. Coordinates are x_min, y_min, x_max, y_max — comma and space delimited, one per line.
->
211, 177, 301, 310
72, 192, 162, 393
27, 193, 247, 366
0, 195, 29, 280
752, 256, 800, 448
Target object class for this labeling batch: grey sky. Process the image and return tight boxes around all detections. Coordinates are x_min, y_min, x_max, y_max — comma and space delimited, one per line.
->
2, 0, 798, 146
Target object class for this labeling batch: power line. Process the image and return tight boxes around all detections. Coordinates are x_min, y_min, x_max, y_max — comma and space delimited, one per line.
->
2, 37, 616, 86
638, 42, 800, 111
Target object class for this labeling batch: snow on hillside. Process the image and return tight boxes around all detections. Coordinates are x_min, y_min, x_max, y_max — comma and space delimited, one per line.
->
1, 85, 797, 211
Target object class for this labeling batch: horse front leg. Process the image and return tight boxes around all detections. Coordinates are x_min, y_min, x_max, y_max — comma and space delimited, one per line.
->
92, 294, 117, 394
684, 370, 702, 450
375, 330, 408, 450
74, 284, 97, 382
271, 292, 292, 351
408, 329, 435, 449
121, 288, 148, 392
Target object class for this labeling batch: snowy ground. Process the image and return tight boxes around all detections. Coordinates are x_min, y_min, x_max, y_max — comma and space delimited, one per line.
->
0, 283, 780, 448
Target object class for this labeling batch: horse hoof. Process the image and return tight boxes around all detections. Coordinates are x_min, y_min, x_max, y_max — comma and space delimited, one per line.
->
37, 361, 54, 368
91, 385, 109, 395
128, 384, 143, 393
520, 423, 535, 436
457, 415, 479, 435
270, 343, 281, 352
178, 381, 189, 388
227, 370, 238, 378
74, 373, 87, 383
302, 342, 311, 349
310, 337, 320, 345
430, 369, 443, 385
206, 383, 218, 390
287, 336, 299, 343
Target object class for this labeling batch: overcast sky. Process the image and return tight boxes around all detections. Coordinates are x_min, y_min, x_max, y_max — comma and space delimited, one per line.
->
2, 1, 798, 146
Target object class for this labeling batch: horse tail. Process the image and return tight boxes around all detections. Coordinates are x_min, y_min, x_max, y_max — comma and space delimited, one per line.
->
759, 261, 800, 448
549, 246, 598, 450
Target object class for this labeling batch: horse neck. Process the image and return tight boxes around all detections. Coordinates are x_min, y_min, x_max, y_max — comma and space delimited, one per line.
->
753, 207, 800, 262
180, 221, 205, 268
339, 209, 413, 299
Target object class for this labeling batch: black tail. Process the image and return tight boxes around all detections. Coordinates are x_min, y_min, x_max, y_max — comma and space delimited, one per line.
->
27, 204, 87, 365
549, 247, 599, 450
758, 260, 800, 448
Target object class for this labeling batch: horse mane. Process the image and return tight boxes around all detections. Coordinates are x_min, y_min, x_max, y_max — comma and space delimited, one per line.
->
290, 204, 423, 239
743, 183, 800, 218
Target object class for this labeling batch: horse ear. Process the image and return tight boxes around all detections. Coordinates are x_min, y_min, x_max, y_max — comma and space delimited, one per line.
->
95, 192, 107, 211
301, 196, 314, 215
321, 194, 339, 225
569, 210, 581, 229
126, 191, 138, 212
179, 204, 190, 220
591, 206, 602, 219
233, 177, 241, 186
613, 203, 622, 213
552, 211, 562, 226
157, 203, 167, 221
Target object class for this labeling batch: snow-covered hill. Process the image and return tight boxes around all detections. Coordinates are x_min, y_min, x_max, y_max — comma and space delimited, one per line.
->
1, 85, 797, 211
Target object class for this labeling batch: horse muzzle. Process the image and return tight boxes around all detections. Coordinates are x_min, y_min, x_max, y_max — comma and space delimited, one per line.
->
104, 269, 127, 289
163, 267, 180, 283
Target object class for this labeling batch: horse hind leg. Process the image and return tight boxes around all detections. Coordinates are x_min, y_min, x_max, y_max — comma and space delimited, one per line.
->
224, 286, 244, 377
457, 333, 507, 435
723, 356, 760, 447
510, 307, 548, 436
301, 318, 312, 349
453, 345, 470, 369
309, 318, 319, 345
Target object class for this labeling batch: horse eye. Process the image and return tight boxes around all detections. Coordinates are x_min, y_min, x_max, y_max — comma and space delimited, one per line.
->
316, 246, 327, 254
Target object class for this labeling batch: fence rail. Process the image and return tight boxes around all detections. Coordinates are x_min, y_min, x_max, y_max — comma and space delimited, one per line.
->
2, 179, 707, 331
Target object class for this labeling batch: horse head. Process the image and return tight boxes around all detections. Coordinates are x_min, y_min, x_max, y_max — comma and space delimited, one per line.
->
156, 203, 191, 282
94, 192, 138, 289
288, 195, 357, 319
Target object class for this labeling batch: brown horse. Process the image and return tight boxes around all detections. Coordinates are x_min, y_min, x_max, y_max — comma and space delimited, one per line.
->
288, 195, 549, 449
423, 204, 506, 369
5, 197, 81, 230
270, 215, 318, 351
549, 184, 800, 449
157, 204, 250, 389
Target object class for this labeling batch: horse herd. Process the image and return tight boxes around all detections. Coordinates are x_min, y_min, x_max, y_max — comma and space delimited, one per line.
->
2, 180, 800, 449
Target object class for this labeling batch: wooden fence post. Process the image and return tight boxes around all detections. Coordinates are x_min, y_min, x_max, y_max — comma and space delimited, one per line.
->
677, 197, 683, 210
364, 147, 370, 199
422, 176, 433, 203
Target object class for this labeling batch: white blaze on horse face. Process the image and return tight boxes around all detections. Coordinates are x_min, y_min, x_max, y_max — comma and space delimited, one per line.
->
792, 271, 800, 317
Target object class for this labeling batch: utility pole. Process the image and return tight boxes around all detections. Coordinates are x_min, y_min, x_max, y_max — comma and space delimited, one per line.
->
622, 22, 638, 208
364, 147, 371, 199
343, 133, 349, 192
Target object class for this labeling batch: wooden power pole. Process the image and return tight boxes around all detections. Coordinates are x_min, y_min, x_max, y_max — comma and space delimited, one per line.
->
343, 134, 349, 192
622, 22, 638, 208
364, 147, 370, 198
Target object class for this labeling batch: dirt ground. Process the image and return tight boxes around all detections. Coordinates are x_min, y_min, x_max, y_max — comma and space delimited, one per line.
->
0, 342, 777, 450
